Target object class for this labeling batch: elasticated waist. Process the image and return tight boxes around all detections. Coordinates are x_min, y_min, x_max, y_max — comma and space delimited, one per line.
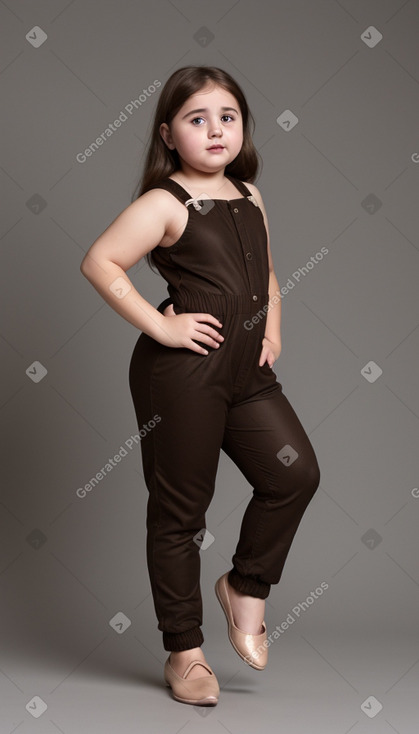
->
173, 291, 269, 315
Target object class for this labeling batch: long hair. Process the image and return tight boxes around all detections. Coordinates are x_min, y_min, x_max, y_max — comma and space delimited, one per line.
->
131, 65, 262, 271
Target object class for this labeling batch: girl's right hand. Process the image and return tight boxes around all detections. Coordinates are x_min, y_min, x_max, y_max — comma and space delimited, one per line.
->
158, 309, 224, 355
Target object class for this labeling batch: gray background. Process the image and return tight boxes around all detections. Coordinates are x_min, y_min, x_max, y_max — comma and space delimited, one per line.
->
1, 0, 419, 731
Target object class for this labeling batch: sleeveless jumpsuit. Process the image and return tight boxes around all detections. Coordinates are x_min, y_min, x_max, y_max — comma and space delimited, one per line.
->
128, 174, 321, 652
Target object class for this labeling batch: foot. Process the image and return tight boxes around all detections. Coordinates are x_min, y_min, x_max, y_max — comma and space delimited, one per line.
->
169, 647, 213, 680
226, 577, 265, 634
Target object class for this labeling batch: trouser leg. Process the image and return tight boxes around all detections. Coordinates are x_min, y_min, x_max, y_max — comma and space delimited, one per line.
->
129, 334, 228, 651
221, 386, 320, 599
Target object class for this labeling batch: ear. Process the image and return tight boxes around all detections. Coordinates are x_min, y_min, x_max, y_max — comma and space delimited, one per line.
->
159, 122, 175, 150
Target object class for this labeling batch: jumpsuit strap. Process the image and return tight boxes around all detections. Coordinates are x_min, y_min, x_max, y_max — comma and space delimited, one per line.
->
147, 175, 255, 207
146, 177, 191, 205
224, 173, 253, 198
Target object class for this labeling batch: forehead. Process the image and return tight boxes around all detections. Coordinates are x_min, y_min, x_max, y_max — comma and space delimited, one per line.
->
179, 84, 239, 113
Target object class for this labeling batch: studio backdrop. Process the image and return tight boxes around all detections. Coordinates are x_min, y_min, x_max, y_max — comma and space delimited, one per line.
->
1, 0, 418, 731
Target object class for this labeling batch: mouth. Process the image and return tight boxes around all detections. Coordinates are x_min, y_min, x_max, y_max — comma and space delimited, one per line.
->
207, 145, 225, 150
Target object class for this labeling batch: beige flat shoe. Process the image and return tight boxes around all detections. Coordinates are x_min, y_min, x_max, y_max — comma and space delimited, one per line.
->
164, 655, 219, 705
215, 572, 268, 670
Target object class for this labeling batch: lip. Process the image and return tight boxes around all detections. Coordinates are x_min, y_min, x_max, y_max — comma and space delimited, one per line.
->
207, 145, 225, 150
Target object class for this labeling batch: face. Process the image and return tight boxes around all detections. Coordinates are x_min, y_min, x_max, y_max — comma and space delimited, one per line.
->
160, 84, 243, 175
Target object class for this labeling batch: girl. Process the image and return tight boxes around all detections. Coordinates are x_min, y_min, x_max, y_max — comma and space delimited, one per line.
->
80, 65, 320, 706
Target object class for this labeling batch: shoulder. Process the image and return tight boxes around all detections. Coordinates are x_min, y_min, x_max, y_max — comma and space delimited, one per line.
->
140, 181, 175, 203
122, 184, 183, 239
238, 180, 268, 219
134, 183, 183, 215
239, 180, 263, 207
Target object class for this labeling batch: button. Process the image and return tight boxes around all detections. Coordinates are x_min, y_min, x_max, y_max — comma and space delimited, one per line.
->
233, 208, 239, 213
252, 295, 258, 301
246, 252, 252, 260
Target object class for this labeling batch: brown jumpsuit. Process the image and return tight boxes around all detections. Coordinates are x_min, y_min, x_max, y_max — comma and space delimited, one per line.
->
128, 174, 320, 652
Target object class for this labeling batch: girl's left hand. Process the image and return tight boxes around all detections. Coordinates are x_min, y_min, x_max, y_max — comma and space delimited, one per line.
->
259, 336, 281, 369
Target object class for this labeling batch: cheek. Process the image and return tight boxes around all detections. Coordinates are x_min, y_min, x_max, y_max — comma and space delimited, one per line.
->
177, 132, 201, 154
190, 133, 206, 151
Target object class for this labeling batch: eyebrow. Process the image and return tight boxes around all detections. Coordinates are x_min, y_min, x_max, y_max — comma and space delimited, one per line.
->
182, 107, 239, 119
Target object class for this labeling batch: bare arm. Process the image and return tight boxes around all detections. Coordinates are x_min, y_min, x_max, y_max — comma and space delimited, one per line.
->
80, 189, 224, 353
246, 182, 282, 367
265, 267, 282, 346
80, 189, 174, 342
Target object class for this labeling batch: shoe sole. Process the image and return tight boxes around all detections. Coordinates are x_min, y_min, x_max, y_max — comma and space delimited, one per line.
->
164, 679, 218, 705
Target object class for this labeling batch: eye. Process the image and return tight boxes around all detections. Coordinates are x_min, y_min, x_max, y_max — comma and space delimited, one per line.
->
190, 114, 235, 125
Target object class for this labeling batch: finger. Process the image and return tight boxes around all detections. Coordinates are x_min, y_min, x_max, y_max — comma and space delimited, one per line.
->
258, 349, 269, 367
193, 320, 224, 340
193, 312, 223, 327
193, 325, 224, 346
186, 339, 209, 356
191, 335, 222, 350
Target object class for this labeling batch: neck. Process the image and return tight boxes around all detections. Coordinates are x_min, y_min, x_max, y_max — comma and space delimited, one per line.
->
171, 170, 232, 195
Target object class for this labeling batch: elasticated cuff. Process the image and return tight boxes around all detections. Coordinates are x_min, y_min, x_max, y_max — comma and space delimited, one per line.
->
228, 567, 271, 599
163, 625, 204, 652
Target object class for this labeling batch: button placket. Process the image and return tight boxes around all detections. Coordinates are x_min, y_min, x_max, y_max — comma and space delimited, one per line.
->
229, 201, 258, 302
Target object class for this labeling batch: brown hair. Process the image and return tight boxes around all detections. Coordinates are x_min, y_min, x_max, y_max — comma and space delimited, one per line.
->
131, 65, 262, 271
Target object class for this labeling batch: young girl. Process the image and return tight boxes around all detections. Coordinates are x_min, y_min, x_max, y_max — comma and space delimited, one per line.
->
80, 65, 320, 706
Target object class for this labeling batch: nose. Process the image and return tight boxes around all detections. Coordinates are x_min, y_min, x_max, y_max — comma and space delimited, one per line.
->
208, 117, 222, 137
